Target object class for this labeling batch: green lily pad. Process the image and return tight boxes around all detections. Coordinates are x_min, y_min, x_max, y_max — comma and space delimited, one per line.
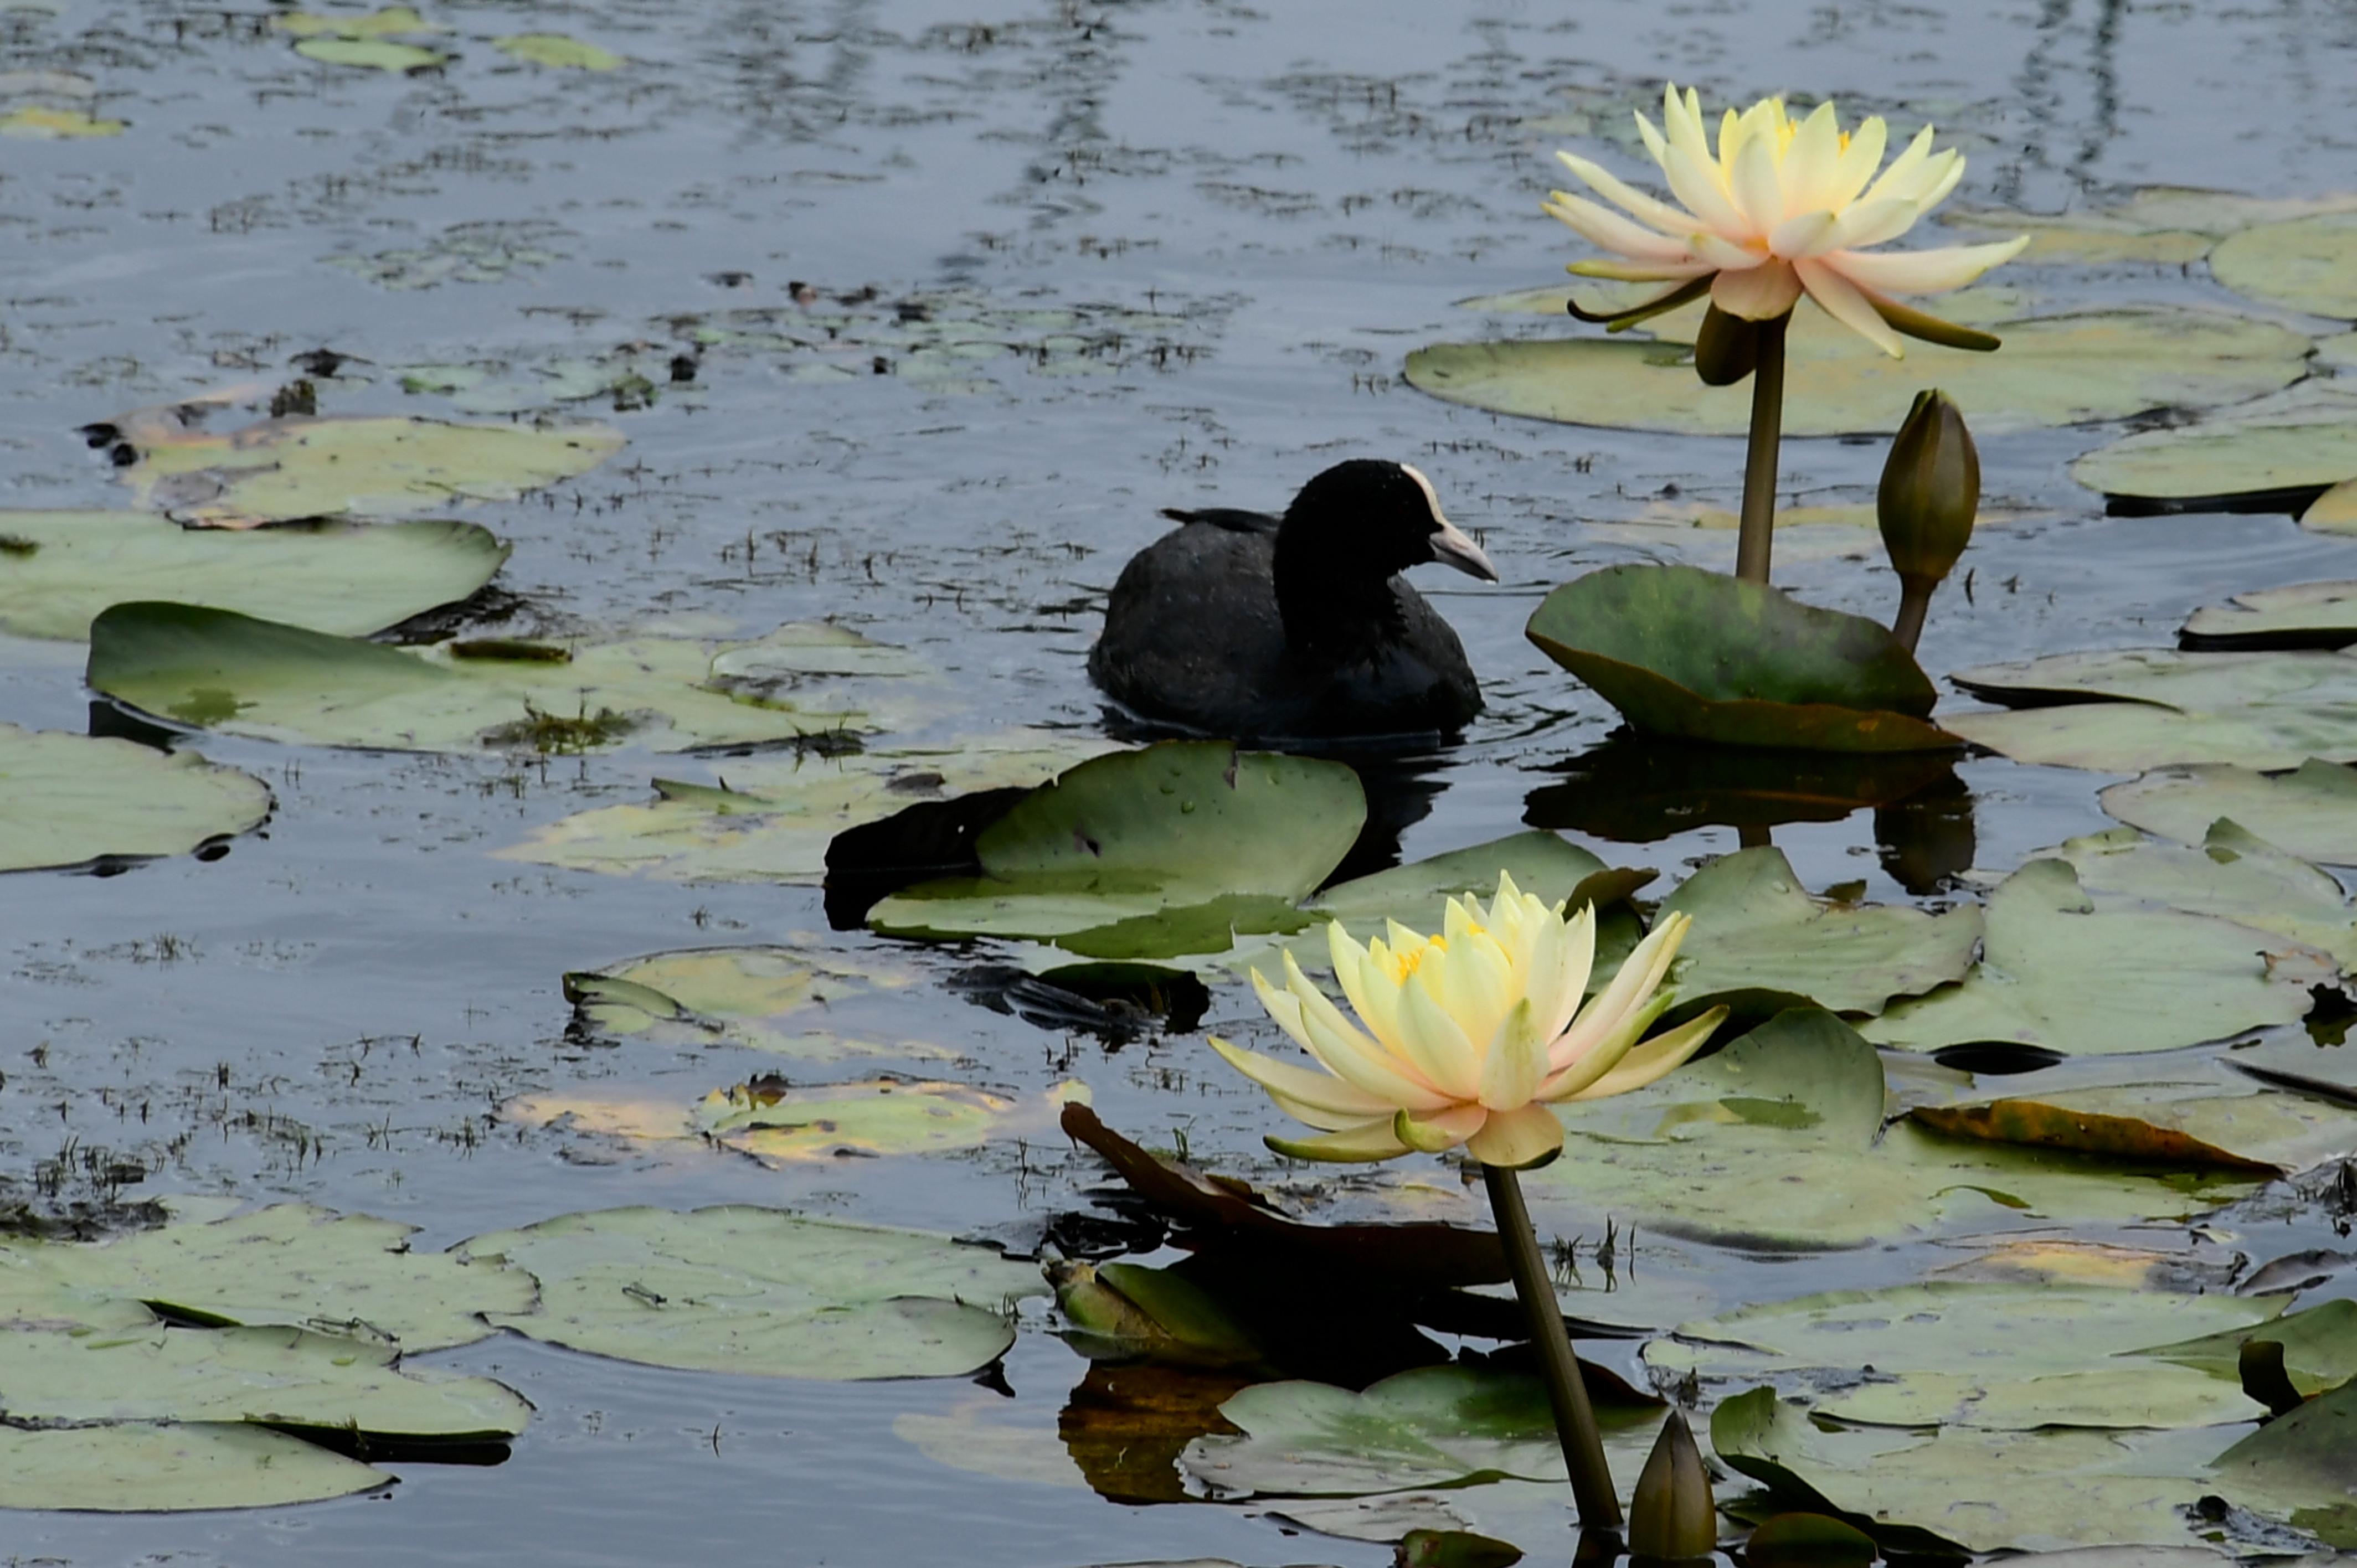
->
0, 512, 506, 641
2139, 1299, 2357, 1397
498, 731, 1113, 882
294, 37, 445, 69
2182, 581, 2357, 651
457, 1205, 1044, 1380
2212, 213, 2357, 319
272, 6, 444, 37
0, 724, 270, 873
564, 945, 943, 1060
0, 1203, 533, 1351
1946, 647, 2357, 771
692, 1077, 1016, 1162
86, 603, 869, 754
2041, 820, 2357, 969
2209, 1379, 2357, 1546
1406, 302, 2309, 439
116, 413, 623, 529
495, 33, 623, 69
868, 742, 1365, 956
0, 1422, 386, 1512
0, 106, 125, 137
1179, 1365, 1659, 1498
1649, 1282, 2276, 1431
1526, 565, 1948, 753
0, 1319, 527, 1439
1656, 847, 1983, 1017
1865, 859, 2323, 1056
2070, 386, 2357, 511
2102, 760, 2357, 864
1711, 1386, 2228, 1555
1941, 188, 2357, 267
1525, 1010, 2249, 1251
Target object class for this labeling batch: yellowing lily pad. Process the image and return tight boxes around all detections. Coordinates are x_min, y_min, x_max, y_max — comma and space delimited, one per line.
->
2213, 212, 2357, 319
0, 105, 123, 136
0, 1422, 385, 1512
1406, 301, 2308, 439
113, 411, 622, 529
1658, 847, 1983, 1016
457, 1205, 1044, 1380
0, 724, 270, 873
694, 1078, 1015, 1162
2101, 760, 2357, 865
0, 512, 507, 641
1946, 646, 2357, 771
86, 603, 871, 754
564, 945, 942, 1060
495, 33, 623, 69
1864, 859, 2324, 1056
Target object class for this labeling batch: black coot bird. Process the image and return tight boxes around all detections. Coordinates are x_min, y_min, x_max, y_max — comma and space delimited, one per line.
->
1088, 460, 1497, 742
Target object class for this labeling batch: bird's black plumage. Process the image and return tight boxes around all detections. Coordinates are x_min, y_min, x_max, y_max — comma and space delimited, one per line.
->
1088, 460, 1496, 742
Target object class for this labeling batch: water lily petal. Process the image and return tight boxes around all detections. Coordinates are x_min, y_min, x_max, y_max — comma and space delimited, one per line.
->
1394, 1102, 1488, 1153
1633, 107, 1672, 177
1438, 926, 1513, 1048
1553, 151, 1695, 238
1397, 968, 1483, 1100
1539, 902, 1596, 1041
1766, 209, 1840, 261
1687, 230, 1761, 271
1330, 924, 1410, 1060
1779, 100, 1842, 214
1268, 1118, 1411, 1164
1797, 256, 1906, 357
1663, 141, 1749, 240
1205, 1034, 1395, 1123
1826, 115, 1888, 209
1860, 123, 1937, 207
1825, 195, 1929, 252
1479, 997, 1547, 1111
1833, 236, 2028, 295
1465, 1103, 1565, 1169
1558, 1006, 1729, 1103
1729, 127, 1787, 233
1539, 991, 1671, 1099
1255, 961, 1437, 1108
1550, 910, 1694, 1071
1711, 259, 1802, 319
1543, 191, 1697, 262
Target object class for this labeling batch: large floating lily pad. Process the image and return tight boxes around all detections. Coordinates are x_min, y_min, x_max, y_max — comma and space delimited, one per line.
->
1943, 187, 2357, 266
0, 1422, 385, 1512
2042, 821, 2357, 968
1712, 1386, 2226, 1555
0, 1320, 528, 1439
86, 604, 869, 754
2182, 581, 2357, 651
1180, 1365, 1659, 1498
499, 731, 1114, 883
1524, 1010, 2247, 1251
1651, 1281, 2274, 1430
868, 742, 1365, 957
1656, 847, 1982, 1017
0, 512, 506, 641
2209, 1380, 2357, 1547
0, 1203, 534, 1351
1946, 647, 2357, 771
115, 413, 622, 529
0, 724, 270, 873
2212, 213, 2357, 319
458, 1206, 1043, 1380
1407, 302, 2308, 439
1865, 859, 2322, 1056
1526, 565, 1948, 753
2102, 760, 2357, 864
2070, 387, 2357, 511
564, 945, 941, 1060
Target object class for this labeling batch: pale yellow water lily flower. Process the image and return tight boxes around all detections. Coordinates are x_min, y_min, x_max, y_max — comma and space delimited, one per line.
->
1210, 872, 1727, 1169
1545, 84, 2027, 357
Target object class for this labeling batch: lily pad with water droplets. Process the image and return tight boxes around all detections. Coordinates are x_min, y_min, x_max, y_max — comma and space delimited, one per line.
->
0, 724, 270, 873
1406, 301, 2308, 439
0, 512, 506, 641
2101, 760, 2357, 865
1946, 647, 2357, 772
86, 602, 872, 754
457, 1205, 1044, 1380
112, 411, 622, 529
1656, 847, 1983, 1017
0, 1422, 386, 1512
1863, 859, 2325, 1056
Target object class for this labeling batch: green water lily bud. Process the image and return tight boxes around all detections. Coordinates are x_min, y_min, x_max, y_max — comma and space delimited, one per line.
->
1692, 305, 1761, 386
1877, 388, 1979, 586
1628, 1409, 1716, 1564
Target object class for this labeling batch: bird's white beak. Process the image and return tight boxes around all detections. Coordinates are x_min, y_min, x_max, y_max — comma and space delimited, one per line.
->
1428, 516, 1499, 582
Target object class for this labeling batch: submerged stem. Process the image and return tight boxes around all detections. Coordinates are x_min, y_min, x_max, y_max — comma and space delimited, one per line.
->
1482, 1162, 1623, 1531
1734, 313, 1789, 586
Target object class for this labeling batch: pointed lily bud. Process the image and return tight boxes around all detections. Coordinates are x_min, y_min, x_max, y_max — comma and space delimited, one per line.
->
1628, 1410, 1716, 1565
1692, 305, 1761, 386
1879, 389, 1978, 653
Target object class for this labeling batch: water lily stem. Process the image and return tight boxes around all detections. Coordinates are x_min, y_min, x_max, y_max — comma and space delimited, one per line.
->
1483, 1161, 1623, 1531
1735, 313, 1789, 586
1891, 573, 1936, 653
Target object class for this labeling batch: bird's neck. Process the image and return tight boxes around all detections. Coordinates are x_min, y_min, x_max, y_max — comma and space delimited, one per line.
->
1273, 529, 1406, 662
